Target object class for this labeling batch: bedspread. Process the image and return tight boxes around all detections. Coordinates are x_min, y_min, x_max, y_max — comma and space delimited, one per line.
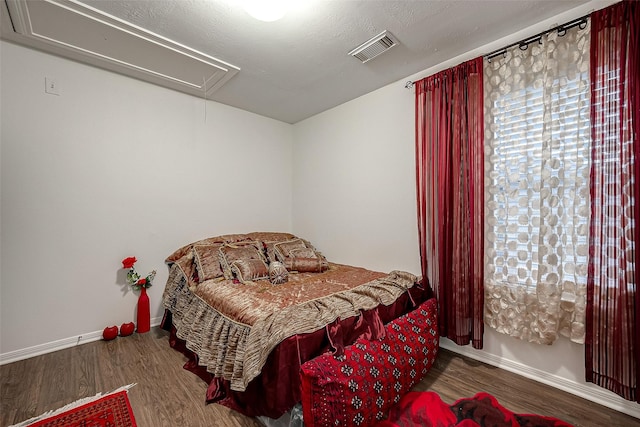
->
162, 262, 419, 391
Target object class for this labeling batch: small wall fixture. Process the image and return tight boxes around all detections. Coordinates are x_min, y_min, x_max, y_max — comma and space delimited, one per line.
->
348, 30, 398, 63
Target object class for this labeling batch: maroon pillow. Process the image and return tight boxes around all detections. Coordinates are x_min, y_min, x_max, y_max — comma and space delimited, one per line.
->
300, 298, 439, 427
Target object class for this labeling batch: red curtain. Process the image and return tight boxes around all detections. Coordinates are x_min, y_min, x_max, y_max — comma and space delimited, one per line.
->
415, 57, 484, 348
587, 0, 639, 402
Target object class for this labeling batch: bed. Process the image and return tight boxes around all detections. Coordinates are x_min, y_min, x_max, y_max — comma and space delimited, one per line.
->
160, 232, 434, 420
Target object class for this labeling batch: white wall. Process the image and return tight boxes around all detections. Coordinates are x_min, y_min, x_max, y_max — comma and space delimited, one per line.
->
292, 82, 419, 274
0, 41, 293, 356
292, 0, 638, 419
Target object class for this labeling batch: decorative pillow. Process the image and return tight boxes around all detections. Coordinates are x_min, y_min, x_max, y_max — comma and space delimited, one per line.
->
284, 257, 328, 273
268, 261, 288, 284
173, 252, 199, 288
289, 247, 318, 259
165, 235, 245, 266
218, 242, 266, 280
273, 239, 308, 261
231, 259, 269, 284
273, 239, 328, 272
192, 244, 224, 282
300, 298, 439, 427
264, 241, 280, 263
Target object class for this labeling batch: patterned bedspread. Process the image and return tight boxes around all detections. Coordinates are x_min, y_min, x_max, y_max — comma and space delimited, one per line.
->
162, 262, 419, 391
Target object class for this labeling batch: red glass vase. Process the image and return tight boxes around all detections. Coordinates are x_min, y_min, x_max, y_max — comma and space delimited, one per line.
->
137, 287, 150, 333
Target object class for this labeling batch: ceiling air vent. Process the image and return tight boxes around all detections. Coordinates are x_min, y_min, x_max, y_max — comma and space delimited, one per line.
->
348, 31, 398, 63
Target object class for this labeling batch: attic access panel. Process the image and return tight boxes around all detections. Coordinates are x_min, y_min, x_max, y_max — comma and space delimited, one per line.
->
2, 0, 240, 97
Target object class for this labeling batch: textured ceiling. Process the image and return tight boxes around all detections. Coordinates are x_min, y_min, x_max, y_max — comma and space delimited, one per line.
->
7, 0, 600, 123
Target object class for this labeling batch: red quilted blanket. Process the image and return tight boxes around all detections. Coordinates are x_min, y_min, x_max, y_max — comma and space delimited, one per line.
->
376, 391, 574, 427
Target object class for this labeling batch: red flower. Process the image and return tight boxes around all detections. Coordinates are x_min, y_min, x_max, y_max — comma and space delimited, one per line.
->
136, 278, 147, 286
122, 257, 137, 269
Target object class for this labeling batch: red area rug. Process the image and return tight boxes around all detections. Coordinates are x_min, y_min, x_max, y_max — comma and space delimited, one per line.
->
376, 391, 574, 427
11, 385, 137, 427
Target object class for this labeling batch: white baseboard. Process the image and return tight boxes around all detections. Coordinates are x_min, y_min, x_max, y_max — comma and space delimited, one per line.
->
0, 316, 163, 365
439, 340, 640, 420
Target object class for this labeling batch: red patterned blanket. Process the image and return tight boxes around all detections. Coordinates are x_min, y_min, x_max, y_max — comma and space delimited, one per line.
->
376, 391, 574, 427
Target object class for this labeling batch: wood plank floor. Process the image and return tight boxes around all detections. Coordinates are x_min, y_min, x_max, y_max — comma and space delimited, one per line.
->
1, 327, 637, 427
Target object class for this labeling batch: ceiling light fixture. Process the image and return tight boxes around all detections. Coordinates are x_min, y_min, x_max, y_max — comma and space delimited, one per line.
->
242, 0, 291, 22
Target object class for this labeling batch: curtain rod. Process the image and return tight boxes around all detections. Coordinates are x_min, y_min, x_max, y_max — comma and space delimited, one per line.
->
405, 13, 589, 89
485, 14, 588, 61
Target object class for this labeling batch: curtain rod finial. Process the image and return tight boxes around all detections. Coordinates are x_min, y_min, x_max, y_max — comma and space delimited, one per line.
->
405, 81, 414, 89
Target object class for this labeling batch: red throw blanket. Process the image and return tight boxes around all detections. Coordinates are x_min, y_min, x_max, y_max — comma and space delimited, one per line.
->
376, 391, 574, 427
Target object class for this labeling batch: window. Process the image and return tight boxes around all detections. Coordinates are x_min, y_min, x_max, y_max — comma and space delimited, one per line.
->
487, 75, 591, 289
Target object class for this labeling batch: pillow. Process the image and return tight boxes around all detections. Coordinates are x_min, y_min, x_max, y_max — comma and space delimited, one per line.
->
192, 244, 224, 282
218, 242, 266, 280
268, 261, 288, 284
284, 257, 328, 273
273, 239, 308, 261
173, 252, 199, 288
289, 247, 318, 259
273, 239, 328, 272
231, 259, 269, 284
264, 241, 281, 263
300, 298, 439, 427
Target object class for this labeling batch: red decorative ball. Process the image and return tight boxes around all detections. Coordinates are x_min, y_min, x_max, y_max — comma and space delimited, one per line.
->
120, 322, 135, 336
102, 326, 118, 341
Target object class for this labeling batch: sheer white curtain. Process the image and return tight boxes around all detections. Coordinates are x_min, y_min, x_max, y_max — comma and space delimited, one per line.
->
483, 22, 591, 344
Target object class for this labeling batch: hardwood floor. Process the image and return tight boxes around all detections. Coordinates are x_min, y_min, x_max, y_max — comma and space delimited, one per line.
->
1, 327, 637, 426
